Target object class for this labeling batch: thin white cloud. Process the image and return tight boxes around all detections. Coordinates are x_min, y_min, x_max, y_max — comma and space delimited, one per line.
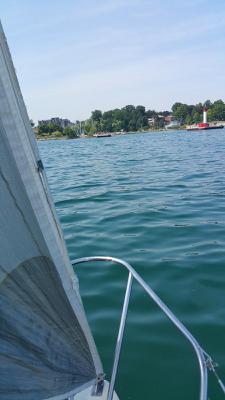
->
23, 42, 225, 122
2, 0, 225, 122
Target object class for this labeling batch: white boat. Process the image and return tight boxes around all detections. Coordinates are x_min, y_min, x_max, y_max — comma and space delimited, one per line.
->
0, 21, 224, 400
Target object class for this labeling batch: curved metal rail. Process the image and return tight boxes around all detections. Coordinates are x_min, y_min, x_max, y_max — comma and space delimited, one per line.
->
72, 256, 209, 400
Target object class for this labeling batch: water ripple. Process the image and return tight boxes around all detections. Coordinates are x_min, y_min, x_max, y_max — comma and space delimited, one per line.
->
39, 130, 225, 400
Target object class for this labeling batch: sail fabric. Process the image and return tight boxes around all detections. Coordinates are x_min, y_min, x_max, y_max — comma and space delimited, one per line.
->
0, 21, 102, 400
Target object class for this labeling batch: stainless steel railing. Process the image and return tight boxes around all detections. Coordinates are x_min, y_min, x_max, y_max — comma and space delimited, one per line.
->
71, 256, 219, 400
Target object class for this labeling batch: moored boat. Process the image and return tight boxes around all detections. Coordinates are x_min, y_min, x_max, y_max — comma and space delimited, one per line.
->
93, 133, 112, 138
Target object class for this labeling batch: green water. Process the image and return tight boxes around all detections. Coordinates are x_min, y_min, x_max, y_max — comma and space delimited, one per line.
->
39, 130, 225, 400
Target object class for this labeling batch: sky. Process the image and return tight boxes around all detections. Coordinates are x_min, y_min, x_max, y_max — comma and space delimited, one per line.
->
1, 0, 225, 122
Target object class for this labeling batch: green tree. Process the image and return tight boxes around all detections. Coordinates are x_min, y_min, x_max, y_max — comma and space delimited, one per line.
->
47, 123, 62, 133
195, 103, 203, 113
204, 99, 212, 108
112, 120, 122, 132
91, 110, 102, 123
123, 105, 135, 114
211, 100, 225, 120
172, 102, 183, 113
64, 127, 78, 138
84, 119, 97, 135
136, 105, 146, 115
146, 109, 157, 118
185, 115, 193, 125
53, 130, 63, 138
38, 123, 49, 134
207, 109, 213, 122
193, 112, 201, 123
154, 117, 164, 129
172, 103, 189, 124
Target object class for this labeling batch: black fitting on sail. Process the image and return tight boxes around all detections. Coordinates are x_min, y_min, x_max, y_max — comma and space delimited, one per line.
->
37, 159, 44, 172
91, 373, 105, 396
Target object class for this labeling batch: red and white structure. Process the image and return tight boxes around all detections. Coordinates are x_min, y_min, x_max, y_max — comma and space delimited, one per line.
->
186, 106, 224, 131
198, 107, 209, 129
203, 107, 207, 124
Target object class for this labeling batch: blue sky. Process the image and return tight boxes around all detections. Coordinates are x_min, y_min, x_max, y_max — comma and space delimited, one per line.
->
1, 0, 225, 122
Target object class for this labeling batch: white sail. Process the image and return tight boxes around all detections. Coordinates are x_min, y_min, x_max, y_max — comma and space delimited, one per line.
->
0, 21, 102, 400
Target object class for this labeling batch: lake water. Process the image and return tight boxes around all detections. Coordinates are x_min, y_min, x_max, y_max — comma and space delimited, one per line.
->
39, 129, 225, 400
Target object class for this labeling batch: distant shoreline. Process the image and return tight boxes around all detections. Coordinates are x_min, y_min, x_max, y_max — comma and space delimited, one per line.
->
36, 130, 161, 141
35, 127, 194, 141
36, 121, 225, 141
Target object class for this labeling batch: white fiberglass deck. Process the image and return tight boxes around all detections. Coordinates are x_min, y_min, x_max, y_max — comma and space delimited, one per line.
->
73, 381, 119, 400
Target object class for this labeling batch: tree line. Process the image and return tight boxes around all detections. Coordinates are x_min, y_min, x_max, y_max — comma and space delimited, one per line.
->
172, 99, 225, 125
37, 122, 80, 138
84, 105, 168, 133
36, 99, 225, 136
